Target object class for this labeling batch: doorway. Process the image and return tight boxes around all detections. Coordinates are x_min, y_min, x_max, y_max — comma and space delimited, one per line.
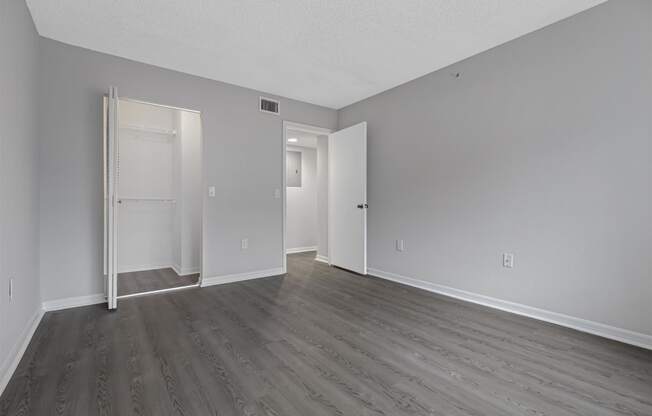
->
282, 122, 331, 271
282, 121, 368, 275
104, 93, 203, 302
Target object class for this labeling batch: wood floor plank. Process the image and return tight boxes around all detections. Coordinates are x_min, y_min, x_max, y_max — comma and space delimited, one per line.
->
2, 252, 651, 416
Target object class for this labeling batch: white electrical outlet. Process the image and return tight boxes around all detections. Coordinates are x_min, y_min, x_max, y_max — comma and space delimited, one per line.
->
396, 239, 405, 252
208, 186, 216, 197
274, 188, 281, 199
241, 238, 248, 250
503, 253, 514, 268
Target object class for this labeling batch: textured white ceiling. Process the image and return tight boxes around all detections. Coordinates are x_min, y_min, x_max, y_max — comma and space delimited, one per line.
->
26, 0, 606, 109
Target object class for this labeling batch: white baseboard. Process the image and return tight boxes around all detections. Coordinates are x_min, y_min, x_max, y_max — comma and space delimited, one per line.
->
42, 293, 106, 312
171, 264, 200, 276
201, 267, 285, 287
368, 267, 652, 350
120, 264, 198, 276
0, 307, 44, 397
286, 246, 317, 254
118, 264, 172, 274
315, 254, 329, 264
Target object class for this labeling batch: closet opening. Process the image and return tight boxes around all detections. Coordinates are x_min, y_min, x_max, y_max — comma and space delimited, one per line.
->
113, 98, 203, 298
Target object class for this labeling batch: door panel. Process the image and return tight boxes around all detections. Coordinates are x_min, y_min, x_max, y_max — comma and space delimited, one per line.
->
328, 122, 367, 274
104, 86, 119, 309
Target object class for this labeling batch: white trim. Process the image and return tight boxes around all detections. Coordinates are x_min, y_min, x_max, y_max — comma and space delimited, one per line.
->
201, 267, 284, 287
118, 264, 199, 276
368, 267, 652, 350
117, 283, 199, 299
282, 121, 333, 275
118, 96, 201, 114
42, 293, 106, 312
283, 121, 333, 137
286, 246, 317, 254
118, 264, 174, 274
107, 86, 119, 310
198, 110, 205, 288
315, 254, 329, 264
103, 96, 108, 277
171, 264, 201, 276
282, 123, 287, 273
0, 307, 44, 397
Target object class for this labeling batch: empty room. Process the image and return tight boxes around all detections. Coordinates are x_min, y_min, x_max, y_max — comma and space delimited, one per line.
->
0, 0, 650, 415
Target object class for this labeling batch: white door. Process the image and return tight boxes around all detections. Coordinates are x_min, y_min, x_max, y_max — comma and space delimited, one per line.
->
328, 122, 367, 274
103, 86, 119, 309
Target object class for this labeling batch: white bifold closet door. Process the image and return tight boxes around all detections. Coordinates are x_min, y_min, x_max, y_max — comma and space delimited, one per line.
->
103, 86, 119, 310
328, 122, 368, 275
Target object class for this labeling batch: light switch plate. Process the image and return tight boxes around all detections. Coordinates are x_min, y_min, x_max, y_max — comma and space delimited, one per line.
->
208, 186, 216, 197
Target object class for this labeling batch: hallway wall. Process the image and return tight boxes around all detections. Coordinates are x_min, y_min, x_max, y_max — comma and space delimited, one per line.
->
286, 146, 318, 251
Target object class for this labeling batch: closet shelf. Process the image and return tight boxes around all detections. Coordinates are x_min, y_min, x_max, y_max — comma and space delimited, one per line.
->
118, 197, 176, 203
120, 124, 177, 136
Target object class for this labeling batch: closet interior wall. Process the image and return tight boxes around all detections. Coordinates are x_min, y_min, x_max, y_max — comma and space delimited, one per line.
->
286, 145, 318, 251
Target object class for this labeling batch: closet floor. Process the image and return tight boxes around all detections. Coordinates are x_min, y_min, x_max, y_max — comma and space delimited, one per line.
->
117, 268, 199, 296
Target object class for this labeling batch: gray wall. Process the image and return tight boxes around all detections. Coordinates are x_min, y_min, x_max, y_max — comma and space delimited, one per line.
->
339, 0, 652, 335
0, 0, 41, 385
38, 38, 337, 302
286, 146, 318, 250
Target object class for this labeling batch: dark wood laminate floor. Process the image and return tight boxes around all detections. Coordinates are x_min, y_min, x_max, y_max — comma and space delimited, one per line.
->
2, 252, 651, 416
117, 268, 199, 296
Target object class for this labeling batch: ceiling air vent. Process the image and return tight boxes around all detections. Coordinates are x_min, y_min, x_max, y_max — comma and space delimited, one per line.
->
259, 97, 280, 115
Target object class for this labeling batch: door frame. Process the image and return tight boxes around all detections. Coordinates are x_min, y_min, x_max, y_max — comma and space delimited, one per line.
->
104, 88, 119, 309
282, 121, 333, 273
104, 94, 206, 304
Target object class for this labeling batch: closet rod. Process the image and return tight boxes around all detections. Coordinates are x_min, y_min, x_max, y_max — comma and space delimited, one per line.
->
120, 124, 177, 136
118, 197, 176, 203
